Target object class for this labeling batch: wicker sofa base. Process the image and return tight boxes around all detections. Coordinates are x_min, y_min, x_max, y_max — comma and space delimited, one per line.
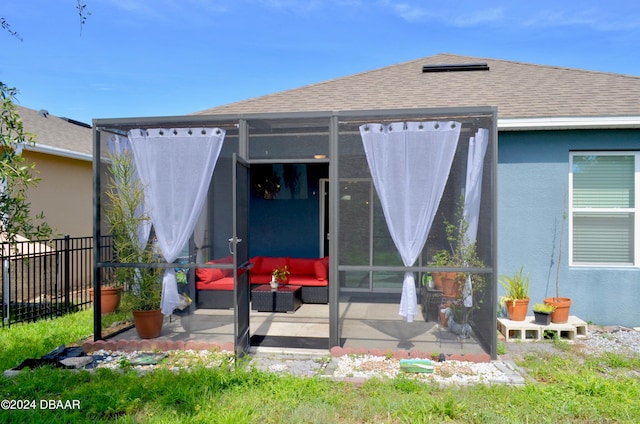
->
251, 285, 302, 312
197, 290, 234, 309
197, 286, 328, 309
301, 286, 328, 304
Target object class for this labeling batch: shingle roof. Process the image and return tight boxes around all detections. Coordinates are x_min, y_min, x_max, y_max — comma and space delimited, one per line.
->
194, 53, 640, 120
16, 106, 92, 159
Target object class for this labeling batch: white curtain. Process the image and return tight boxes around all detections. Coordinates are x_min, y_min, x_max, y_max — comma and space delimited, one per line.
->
462, 128, 489, 307
128, 128, 225, 315
107, 135, 152, 250
360, 121, 461, 322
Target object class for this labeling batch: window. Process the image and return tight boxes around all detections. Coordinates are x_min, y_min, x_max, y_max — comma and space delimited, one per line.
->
570, 152, 637, 266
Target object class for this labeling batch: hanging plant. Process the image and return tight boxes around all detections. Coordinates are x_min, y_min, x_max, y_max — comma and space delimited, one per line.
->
255, 170, 281, 199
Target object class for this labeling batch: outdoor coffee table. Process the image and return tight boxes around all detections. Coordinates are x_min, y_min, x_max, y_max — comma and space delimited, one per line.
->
251, 285, 302, 312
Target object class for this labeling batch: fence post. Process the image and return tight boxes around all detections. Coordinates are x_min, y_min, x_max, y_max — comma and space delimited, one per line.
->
64, 235, 70, 313
2, 257, 9, 327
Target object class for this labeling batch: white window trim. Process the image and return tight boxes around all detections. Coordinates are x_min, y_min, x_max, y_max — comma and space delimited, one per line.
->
569, 151, 640, 268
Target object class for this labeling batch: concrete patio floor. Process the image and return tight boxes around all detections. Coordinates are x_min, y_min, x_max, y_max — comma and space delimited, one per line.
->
110, 296, 487, 356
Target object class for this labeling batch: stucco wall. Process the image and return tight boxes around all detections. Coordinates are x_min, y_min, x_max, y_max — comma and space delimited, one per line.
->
25, 151, 93, 237
498, 129, 640, 327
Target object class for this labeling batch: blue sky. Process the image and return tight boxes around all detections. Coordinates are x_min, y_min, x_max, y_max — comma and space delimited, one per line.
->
2, 0, 640, 125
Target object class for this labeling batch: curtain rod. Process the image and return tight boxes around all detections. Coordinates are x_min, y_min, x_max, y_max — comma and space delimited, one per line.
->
337, 115, 492, 126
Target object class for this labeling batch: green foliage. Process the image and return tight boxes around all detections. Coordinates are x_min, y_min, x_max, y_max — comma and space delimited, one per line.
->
433, 202, 481, 269
105, 150, 161, 311
75, 1, 91, 36
271, 264, 290, 282
0, 18, 22, 41
433, 196, 486, 319
533, 302, 555, 313
499, 266, 530, 305
0, 83, 52, 243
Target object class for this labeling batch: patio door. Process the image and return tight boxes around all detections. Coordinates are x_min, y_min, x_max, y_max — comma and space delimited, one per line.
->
233, 154, 250, 357
320, 179, 330, 256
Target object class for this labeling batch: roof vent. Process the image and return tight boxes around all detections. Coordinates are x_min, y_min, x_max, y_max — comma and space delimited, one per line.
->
422, 63, 489, 73
61, 117, 91, 128
38, 109, 49, 118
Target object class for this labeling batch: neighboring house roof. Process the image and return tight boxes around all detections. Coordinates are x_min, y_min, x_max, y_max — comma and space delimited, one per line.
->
195, 53, 640, 130
16, 105, 92, 161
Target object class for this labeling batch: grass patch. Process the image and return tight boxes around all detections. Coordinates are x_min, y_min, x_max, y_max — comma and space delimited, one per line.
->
0, 309, 94, 371
1, 312, 640, 422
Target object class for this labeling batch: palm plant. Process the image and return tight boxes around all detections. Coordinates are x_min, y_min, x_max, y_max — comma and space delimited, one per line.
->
499, 266, 530, 307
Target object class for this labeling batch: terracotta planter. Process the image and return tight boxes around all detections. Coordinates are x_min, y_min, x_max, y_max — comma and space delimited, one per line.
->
533, 310, 552, 325
505, 298, 529, 321
544, 297, 572, 323
439, 301, 452, 327
89, 286, 122, 315
433, 272, 460, 298
132, 309, 163, 339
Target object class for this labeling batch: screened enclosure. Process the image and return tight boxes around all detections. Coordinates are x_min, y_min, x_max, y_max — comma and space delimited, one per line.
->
93, 106, 498, 358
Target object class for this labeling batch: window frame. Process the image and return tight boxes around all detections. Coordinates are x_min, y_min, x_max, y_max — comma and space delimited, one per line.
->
569, 151, 640, 267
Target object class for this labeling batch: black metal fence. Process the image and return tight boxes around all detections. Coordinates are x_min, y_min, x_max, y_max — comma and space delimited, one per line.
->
0, 236, 111, 327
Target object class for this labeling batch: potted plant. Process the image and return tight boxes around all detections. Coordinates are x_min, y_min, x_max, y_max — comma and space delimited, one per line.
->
432, 197, 484, 299
532, 303, 555, 325
105, 149, 163, 339
499, 266, 530, 321
544, 196, 572, 323
89, 269, 123, 315
432, 250, 461, 298
271, 265, 290, 289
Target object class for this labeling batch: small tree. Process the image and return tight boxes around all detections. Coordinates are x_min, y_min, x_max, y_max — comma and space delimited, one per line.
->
105, 150, 161, 311
1, 3, 89, 243
0, 83, 52, 243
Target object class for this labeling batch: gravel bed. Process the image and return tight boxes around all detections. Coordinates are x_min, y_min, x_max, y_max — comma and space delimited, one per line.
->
332, 355, 515, 386
81, 327, 640, 385
576, 326, 640, 357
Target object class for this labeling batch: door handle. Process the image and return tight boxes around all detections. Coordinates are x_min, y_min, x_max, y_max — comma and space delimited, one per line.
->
228, 237, 242, 254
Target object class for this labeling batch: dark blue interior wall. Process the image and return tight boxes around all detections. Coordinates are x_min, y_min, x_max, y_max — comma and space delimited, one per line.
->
498, 129, 640, 327
249, 164, 328, 258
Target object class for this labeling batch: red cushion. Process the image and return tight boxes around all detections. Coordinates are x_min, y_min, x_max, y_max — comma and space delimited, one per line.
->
288, 257, 316, 276
258, 257, 288, 275
250, 274, 272, 284
196, 278, 234, 291
250, 256, 262, 272
196, 266, 225, 283
290, 276, 328, 286
204, 256, 234, 277
314, 260, 327, 280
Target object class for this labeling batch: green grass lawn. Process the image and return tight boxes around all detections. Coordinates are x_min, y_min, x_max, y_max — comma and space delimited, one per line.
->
1, 311, 639, 423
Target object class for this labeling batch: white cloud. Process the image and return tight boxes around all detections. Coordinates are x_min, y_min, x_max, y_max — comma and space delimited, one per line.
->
378, 1, 504, 26
522, 7, 640, 32
378, 1, 639, 32
453, 8, 505, 27
254, 0, 325, 14
104, 0, 230, 20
